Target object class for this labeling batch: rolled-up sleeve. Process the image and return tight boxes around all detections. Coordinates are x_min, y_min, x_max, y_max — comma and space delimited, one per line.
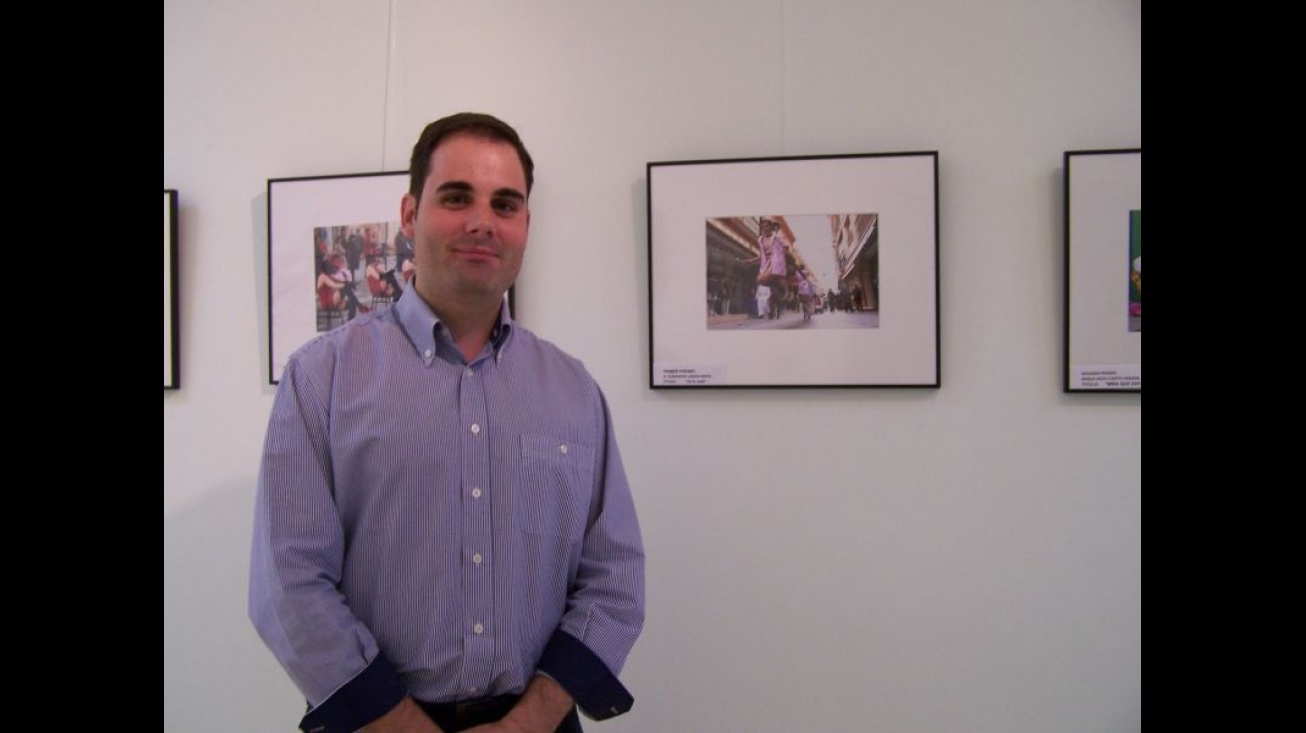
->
248, 359, 405, 732
541, 388, 646, 719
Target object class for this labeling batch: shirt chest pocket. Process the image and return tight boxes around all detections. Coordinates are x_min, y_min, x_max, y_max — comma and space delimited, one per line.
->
516, 434, 595, 538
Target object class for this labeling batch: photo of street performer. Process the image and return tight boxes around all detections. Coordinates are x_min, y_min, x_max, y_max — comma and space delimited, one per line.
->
750, 216, 790, 316
705, 213, 880, 331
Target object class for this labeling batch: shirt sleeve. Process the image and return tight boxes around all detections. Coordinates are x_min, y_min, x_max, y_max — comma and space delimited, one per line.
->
248, 358, 406, 732
539, 386, 646, 720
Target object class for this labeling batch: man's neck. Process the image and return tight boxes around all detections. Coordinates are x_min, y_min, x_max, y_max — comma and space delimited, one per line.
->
420, 288, 503, 362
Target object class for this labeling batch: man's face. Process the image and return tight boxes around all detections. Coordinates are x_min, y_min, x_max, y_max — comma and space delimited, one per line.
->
401, 132, 530, 309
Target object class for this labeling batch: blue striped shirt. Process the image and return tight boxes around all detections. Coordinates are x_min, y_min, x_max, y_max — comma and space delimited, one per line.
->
249, 286, 645, 732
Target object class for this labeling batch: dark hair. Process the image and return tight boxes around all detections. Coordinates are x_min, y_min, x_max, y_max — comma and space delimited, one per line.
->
408, 112, 535, 199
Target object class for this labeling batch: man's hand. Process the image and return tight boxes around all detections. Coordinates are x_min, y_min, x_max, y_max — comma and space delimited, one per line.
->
464, 675, 574, 733
363, 696, 443, 732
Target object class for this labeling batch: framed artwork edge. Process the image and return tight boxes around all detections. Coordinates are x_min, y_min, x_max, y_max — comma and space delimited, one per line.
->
1063, 148, 1142, 394
266, 170, 409, 385
165, 189, 180, 391
265, 170, 521, 385
647, 150, 940, 390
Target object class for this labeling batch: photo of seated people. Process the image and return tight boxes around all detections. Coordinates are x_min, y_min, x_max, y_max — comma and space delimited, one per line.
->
313, 223, 411, 331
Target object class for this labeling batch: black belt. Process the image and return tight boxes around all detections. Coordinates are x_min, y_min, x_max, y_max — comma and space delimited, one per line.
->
417, 694, 520, 731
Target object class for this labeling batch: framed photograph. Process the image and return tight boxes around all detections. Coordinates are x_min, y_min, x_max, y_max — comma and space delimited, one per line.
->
164, 189, 180, 390
647, 152, 939, 388
267, 171, 410, 384
1064, 149, 1141, 392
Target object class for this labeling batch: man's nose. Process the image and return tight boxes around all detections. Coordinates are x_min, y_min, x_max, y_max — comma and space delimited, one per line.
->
465, 205, 496, 237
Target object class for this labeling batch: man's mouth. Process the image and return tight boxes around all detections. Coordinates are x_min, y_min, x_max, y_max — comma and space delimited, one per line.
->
453, 245, 500, 262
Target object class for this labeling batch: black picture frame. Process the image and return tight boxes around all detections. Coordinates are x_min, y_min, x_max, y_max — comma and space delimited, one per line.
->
266, 171, 409, 384
267, 171, 518, 384
164, 189, 180, 390
647, 152, 940, 388
1064, 149, 1141, 393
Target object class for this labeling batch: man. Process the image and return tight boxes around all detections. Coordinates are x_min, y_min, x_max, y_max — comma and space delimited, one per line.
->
394, 227, 416, 273
796, 268, 813, 321
250, 112, 645, 733
752, 217, 788, 318
343, 227, 366, 273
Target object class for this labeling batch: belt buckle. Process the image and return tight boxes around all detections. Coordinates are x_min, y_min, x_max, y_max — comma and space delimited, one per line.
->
453, 700, 478, 718
453, 697, 496, 720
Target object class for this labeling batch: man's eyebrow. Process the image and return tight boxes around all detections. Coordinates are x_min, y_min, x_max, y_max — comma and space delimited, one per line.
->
433, 180, 526, 202
434, 181, 473, 194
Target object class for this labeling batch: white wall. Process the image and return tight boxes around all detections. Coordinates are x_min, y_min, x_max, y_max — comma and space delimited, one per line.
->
164, 1, 1141, 731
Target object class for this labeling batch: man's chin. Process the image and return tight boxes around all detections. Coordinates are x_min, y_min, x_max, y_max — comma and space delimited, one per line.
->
453, 279, 510, 301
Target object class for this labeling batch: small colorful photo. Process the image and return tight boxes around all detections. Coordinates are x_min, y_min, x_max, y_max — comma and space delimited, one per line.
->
1128, 209, 1140, 333
705, 213, 880, 331
313, 221, 412, 331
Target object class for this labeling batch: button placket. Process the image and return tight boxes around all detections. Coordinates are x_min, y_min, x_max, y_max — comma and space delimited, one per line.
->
458, 350, 494, 692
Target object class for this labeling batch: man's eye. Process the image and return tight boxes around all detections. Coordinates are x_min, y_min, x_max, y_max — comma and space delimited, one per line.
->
493, 200, 521, 215
441, 193, 470, 206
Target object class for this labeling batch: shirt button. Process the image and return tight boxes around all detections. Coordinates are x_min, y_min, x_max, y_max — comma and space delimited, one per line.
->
465, 368, 474, 377
468, 687, 479, 695
472, 552, 483, 565
473, 622, 484, 634
470, 423, 481, 435
471, 487, 482, 499
423, 348, 433, 359
559, 443, 569, 455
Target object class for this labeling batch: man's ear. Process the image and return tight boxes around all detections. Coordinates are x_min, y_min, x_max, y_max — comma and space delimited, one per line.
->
400, 193, 417, 234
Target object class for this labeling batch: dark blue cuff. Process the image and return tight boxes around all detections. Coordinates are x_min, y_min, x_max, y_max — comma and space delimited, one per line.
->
537, 630, 633, 720
299, 654, 408, 733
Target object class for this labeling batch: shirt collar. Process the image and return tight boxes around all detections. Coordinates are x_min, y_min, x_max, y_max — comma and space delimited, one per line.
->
393, 286, 515, 364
